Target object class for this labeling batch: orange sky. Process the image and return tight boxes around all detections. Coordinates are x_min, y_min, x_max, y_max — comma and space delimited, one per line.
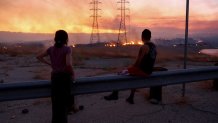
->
0, 0, 217, 34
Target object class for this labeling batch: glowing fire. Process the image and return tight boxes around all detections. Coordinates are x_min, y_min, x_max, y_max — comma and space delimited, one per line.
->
105, 40, 144, 47
104, 40, 118, 47
71, 44, 76, 48
122, 41, 143, 46
105, 43, 116, 47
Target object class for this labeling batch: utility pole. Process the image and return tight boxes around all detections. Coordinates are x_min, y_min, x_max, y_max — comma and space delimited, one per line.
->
117, 0, 129, 46
90, 0, 101, 44
182, 0, 189, 97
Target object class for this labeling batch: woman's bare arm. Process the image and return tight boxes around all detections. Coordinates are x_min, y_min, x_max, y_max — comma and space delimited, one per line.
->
36, 50, 51, 66
66, 48, 72, 67
66, 48, 75, 79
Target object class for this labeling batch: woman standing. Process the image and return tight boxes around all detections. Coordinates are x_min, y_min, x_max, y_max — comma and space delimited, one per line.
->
37, 30, 74, 123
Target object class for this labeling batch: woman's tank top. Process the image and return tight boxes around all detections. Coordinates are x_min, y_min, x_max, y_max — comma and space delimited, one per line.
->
47, 46, 71, 74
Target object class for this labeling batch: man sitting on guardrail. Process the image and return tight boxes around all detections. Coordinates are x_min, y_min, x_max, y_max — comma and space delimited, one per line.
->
104, 29, 157, 104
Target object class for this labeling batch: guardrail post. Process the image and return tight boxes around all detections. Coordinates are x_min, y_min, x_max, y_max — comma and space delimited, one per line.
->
213, 63, 218, 90
149, 67, 168, 102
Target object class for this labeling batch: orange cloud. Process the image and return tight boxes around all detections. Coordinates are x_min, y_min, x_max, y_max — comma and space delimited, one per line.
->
0, 0, 217, 35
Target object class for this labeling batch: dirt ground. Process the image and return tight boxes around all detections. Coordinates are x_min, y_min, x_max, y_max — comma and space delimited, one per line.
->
0, 45, 218, 123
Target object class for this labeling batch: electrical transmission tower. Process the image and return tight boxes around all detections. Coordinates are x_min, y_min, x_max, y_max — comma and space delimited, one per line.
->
117, 0, 129, 45
90, 0, 101, 44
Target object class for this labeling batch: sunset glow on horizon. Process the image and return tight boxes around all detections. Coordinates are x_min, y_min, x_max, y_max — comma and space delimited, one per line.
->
0, 0, 217, 34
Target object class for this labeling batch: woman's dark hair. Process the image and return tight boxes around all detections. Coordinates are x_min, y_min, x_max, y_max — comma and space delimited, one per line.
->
141, 29, 151, 41
54, 30, 68, 48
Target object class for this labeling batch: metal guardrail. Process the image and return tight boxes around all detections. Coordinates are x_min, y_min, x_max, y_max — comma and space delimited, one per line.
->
0, 66, 218, 102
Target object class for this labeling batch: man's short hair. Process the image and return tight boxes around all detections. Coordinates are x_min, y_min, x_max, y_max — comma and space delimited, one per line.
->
142, 29, 151, 40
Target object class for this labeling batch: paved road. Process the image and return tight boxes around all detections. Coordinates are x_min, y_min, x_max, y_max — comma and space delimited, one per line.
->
1, 81, 218, 123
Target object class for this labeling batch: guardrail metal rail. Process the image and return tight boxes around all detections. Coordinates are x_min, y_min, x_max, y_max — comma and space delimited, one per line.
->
0, 66, 218, 102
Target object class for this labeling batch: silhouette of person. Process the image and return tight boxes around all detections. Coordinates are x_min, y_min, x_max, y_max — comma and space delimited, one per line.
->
37, 30, 75, 123
104, 29, 157, 104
